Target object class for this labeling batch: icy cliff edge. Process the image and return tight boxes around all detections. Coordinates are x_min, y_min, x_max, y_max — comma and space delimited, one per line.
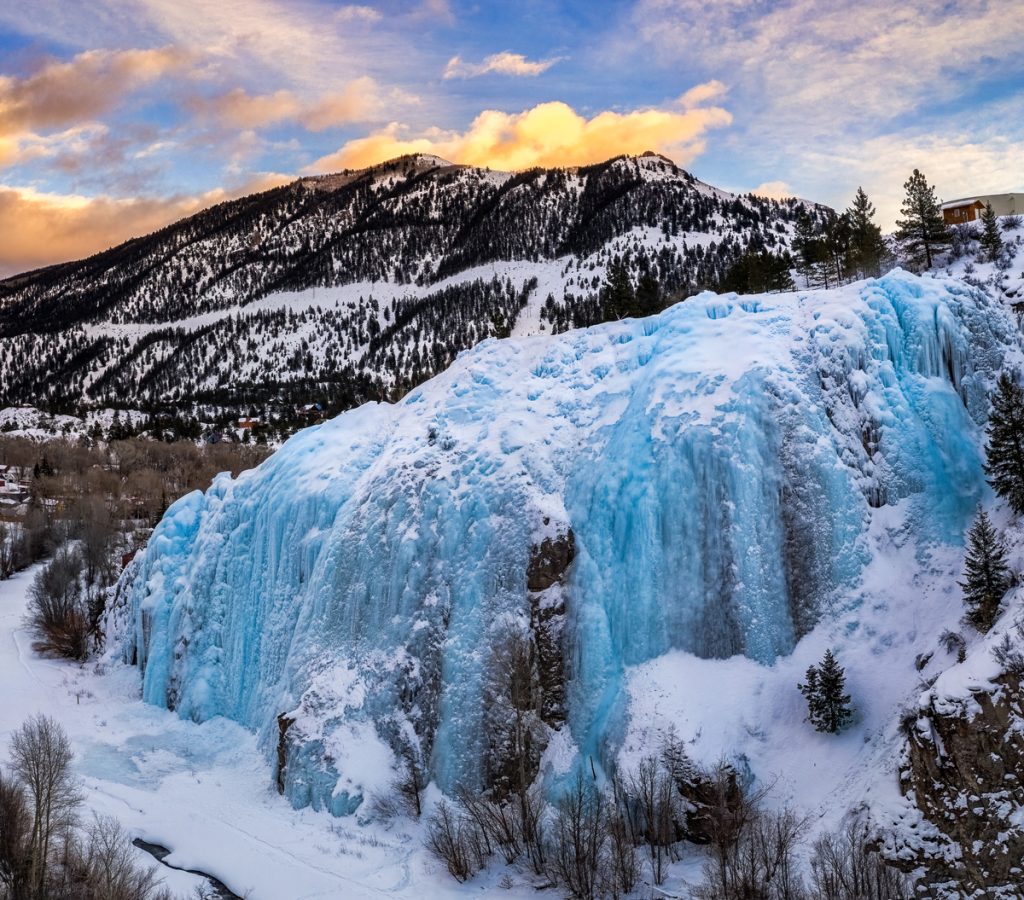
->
107, 270, 1019, 813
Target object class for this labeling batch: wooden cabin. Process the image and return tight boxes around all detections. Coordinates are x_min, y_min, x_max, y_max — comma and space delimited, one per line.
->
942, 192, 1021, 224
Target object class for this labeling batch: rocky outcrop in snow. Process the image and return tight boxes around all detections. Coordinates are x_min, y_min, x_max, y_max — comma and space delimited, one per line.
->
892, 648, 1024, 895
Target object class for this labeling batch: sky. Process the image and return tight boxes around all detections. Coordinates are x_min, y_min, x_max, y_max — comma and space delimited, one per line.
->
1, 0, 1023, 275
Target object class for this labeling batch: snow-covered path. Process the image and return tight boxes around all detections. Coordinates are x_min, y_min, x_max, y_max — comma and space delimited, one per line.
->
0, 566, 487, 900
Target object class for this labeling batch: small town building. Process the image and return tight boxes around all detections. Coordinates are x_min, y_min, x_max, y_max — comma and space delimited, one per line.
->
942, 192, 1021, 224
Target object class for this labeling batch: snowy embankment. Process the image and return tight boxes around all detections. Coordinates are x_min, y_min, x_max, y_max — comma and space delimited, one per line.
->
105, 267, 1020, 828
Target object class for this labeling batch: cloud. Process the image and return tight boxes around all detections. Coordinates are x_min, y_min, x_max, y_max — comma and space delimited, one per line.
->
750, 181, 793, 200
0, 47, 189, 139
811, 129, 1024, 229
411, 0, 455, 24
190, 77, 409, 132
334, 4, 381, 25
0, 174, 293, 275
680, 80, 727, 109
443, 52, 562, 80
631, 0, 1024, 136
190, 88, 301, 130
306, 88, 732, 173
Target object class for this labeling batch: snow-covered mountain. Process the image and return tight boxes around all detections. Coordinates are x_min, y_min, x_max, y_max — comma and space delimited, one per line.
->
0, 153, 825, 417
106, 267, 1024, 894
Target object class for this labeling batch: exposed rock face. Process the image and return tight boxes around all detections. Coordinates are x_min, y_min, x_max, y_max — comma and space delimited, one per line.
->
276, 713, 294, 794
896, 673, 1024, 897
483, 525, 575, 799
527, 526, 575, 728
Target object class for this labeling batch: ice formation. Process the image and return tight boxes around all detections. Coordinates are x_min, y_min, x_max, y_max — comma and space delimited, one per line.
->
108, 270, 1019, 814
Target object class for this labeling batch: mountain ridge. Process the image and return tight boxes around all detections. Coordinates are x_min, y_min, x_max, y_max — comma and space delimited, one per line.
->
0, 153, 829, 427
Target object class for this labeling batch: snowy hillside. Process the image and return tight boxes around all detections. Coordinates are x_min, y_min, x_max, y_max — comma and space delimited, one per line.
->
0, 153, 826, 418
105, 267, 1020, 861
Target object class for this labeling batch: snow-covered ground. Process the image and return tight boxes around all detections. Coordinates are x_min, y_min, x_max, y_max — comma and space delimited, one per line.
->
5, 259, 1024, 896
1, 564, 531, 900
0, 406, 149, 441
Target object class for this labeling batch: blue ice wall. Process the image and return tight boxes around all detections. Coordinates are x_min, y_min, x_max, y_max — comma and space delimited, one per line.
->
107, 271, 1020, 810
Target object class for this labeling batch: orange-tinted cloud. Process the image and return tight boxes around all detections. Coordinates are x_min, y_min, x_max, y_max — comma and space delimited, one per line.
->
0, 47, 189, 138
191, 77, 394, 131
192, 88, 302, 130
307, 89, 732, 173
443, 52, 562, 79
750, 180, 793, 200
0, 174, 292, 276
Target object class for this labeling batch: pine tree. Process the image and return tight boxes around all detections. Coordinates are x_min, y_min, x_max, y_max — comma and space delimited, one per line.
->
798, 664, 822, 725
635, 269, 662, 316
845, 187, 885, 278
894, 169, 949, 270
799, 649, 853, 733
822, 213, 853, 286
960, 509, 1011, 633
979, 202, 1004, 262
792, 212, 825, 288
985, 372, 1024, 514
601, 257, 635, 321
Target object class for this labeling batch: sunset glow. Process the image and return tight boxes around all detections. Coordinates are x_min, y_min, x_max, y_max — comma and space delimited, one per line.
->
1, 0, 1022, 274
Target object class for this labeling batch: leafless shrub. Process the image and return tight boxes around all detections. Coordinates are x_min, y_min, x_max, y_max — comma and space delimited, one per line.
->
949, 223, 978, 259
26, 549, 91, 660
74, 814, 168, 900
992, 622, 1024, 676
939, 629, 966, 663
809, 816, 914, 899
546, 772, 606, 900
692, 804, 808, 900
0, 770, 32, 897
424, 800, 488, 883
516, 782, 547, 876
456, 788, 515, 864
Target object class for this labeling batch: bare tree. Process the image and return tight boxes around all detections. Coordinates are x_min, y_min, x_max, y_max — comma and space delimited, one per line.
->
394, 742, 427, 818
0, 523, 16, 580
692, 804, 808, 900
25, 550, 90, 660
76, 814, 168, 900
603, 804, 638, 899
624, 755, 680, 885
484, 623, 545, 802
810, 816, 915, 900
691, 762, 778, 899
8, 716, 81, 899
547, 771, 606, 900
0, 770, 32, 897
424, 800, 487, 883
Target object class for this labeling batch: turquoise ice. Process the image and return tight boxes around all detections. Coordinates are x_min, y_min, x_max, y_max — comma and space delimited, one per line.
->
107, 270, 1019, 812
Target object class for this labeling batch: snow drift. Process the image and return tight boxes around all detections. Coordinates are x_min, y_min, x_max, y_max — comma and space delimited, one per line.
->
107, 270, 1018, 815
